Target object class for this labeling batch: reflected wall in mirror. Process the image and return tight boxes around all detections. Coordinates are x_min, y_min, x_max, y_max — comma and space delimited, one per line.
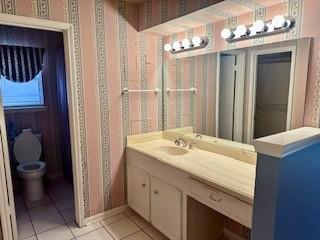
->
163, 38, 311, 144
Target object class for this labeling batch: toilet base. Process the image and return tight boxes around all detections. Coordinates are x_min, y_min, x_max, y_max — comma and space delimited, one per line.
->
22, 178, 45, 202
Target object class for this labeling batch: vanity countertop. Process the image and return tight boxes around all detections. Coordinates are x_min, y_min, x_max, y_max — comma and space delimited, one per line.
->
127, 138, 256, 205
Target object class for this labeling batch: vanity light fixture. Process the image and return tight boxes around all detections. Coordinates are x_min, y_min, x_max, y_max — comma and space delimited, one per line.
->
221, 15, 295, 42
164, 36, 209, 54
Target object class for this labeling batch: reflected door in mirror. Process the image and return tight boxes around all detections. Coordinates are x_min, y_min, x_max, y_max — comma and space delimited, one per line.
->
254, 52, 292, 139
219, 54, 236, 141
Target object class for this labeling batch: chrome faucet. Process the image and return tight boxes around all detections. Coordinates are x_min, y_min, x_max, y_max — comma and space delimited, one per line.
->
174, 138, 187, 147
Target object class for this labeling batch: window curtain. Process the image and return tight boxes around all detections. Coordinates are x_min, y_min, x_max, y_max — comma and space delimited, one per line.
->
0, 45, 44, 83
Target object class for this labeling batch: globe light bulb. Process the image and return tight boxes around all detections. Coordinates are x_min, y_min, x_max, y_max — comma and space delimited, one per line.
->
181, 38, 191, 49
272, 15, 286, 29
192, 36, 202, 47
234, 25, 248, 38
172, 41, 182, 51
253, 20, 266, 33
266, 22, 275, 32
221, 28, 232, 39
164, 43, 172, 52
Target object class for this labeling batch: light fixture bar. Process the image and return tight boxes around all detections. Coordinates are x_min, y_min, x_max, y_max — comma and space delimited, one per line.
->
222, 16, 295, 43
164, 36, 209, 55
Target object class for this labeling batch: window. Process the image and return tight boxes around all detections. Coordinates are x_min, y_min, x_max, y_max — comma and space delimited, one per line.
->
0, 72, 44, 107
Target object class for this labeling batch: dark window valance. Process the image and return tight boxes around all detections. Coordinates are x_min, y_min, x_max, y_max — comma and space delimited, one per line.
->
0, 45, 44, 83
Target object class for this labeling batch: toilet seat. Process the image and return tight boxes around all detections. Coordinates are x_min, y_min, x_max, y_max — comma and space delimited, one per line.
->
17, 161, 46, 173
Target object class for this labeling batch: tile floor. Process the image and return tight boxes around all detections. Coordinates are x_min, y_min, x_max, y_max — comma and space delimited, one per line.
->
15, 178, 168, 240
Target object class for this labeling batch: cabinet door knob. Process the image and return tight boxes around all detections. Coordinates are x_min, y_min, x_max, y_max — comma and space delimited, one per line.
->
141, 183, 146, 187
154, 190, 159, 194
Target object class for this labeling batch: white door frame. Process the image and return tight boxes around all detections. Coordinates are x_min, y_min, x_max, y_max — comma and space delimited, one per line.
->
215, 51, 246, 142
246, 45, 296, 144
0, 13, 85, 239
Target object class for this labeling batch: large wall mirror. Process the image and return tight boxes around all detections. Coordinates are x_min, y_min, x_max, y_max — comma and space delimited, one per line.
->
163, 38, 311, 145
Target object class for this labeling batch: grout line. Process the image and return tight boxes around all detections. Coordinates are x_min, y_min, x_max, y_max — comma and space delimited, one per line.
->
101, 224, 117, 240
71, 226, 104, 239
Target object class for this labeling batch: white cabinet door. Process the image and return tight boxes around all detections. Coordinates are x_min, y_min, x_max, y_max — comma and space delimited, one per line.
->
127, 164, 150, 221
151, 176, 182, 240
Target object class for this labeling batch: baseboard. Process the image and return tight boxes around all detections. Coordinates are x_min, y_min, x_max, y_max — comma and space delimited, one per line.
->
83, 205, 129, 226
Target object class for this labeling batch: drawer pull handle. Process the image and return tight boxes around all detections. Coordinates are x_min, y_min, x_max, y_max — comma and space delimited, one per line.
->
141, 183, 146, 187
209, 194, 221, 202
154, 190, 159, 195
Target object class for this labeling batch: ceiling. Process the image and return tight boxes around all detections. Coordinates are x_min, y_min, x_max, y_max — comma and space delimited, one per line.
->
142, 0, 284, 36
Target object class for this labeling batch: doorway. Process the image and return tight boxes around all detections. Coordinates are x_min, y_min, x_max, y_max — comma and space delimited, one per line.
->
0, 24, 75, 240
0, 14, 84, 240
248, 46, 296, 142
254, 52, 292, 139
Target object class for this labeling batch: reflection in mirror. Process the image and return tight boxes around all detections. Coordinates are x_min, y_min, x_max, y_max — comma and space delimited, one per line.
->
254, 51, 292, 139
163, 38, 311, 145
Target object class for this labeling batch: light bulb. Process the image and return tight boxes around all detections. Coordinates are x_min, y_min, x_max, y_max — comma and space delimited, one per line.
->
192, 36, 202, 47
253, 20, 266, 33
164, 43, 172, 52
221, 28, 232, 39
234, 25, 248, 38
249, 26, 256, 36
266, 22, 275, 32
272, 15, 286, 29
172, 41, 182, 51
182, 38, 191, 49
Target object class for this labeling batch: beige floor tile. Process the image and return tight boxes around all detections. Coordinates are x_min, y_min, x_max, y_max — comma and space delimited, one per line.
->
144, 226, 169, 240
55, 198, 74, 212
16, 210, 30, 224
37, 224, 74, 240
76, 228, 113, 240
124, 209, 134, 217
32, 212, 65, 233
104, 218, 139, 240
25, 194, 52, 209
68, 222, 102, 237
123, 231, 152, 240
49, 190, 74, 203
28, 203, 59, 220
129, 214, 150, 229
17, 219, 35, 240
23, 236, 37, 240
60, 208, 75, 223
100, 213, 127, 226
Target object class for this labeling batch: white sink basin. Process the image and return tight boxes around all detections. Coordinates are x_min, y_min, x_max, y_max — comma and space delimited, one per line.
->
156, 146, 189, 156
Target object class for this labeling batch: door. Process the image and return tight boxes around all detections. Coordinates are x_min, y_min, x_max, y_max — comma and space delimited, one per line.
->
254, 52, 292, 139
151, 176, 182, 240
0, 96, 17, 239
218, 54, 236, 141
127, 164, 150, 221
217, 53, 245, 142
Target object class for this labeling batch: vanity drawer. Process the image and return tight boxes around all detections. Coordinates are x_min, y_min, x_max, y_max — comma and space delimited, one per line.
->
189, 178, 252, 228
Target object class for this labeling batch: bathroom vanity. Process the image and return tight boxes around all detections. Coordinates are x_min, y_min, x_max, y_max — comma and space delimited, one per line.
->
126, 128, 256, 240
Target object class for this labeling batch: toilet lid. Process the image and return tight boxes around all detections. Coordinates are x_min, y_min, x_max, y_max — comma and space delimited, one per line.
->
13, 131, 42, 164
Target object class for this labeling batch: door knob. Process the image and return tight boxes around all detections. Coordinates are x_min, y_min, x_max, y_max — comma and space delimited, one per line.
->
154, 190, 159, 194
141, 183, 146, 187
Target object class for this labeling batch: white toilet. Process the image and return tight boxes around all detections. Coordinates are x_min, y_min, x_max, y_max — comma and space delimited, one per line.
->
14, 129, 46, 202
